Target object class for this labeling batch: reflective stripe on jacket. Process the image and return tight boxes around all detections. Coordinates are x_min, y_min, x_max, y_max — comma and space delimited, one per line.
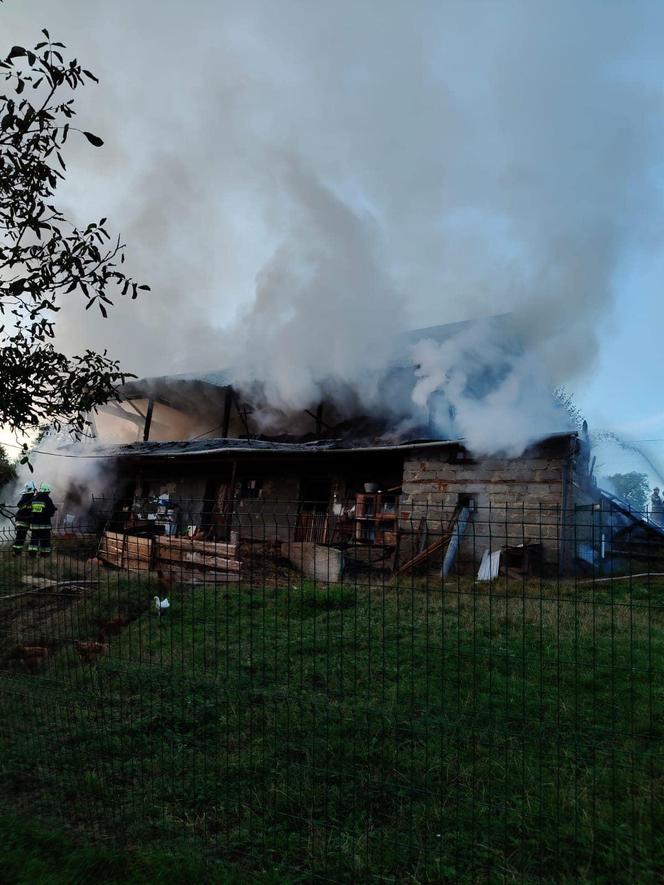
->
30, 493, 56, 525
16, 492, 34, 523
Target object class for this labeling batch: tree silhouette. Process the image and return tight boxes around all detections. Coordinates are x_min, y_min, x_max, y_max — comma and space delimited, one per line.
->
0, 28, 148, 437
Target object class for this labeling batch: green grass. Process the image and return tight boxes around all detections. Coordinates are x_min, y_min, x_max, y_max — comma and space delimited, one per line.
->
0, 812, 286, 883
0, 553, 663, 882
0, 811, 207, 884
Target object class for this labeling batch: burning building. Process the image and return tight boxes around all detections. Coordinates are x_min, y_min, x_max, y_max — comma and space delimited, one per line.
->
76, 316, 616, 578
25, 315, 657, 580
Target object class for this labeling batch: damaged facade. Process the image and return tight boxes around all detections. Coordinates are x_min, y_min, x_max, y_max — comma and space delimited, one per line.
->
73, 320, 663, 579
89, 393, 602, 577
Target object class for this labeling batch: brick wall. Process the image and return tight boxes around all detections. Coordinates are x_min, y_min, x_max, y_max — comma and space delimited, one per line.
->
399, 440, 575, 567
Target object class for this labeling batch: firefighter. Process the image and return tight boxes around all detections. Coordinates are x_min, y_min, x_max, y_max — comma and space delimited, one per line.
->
28, 482, 57, 558
12, 481, 36, 555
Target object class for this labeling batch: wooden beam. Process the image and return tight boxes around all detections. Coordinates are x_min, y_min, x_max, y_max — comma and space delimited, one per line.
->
233, 392, 252, 439
143, 398, 154, 441
305, 404, 332, 433
123, 399, 147, 420
221, 386, 233, 438
393, 530, 452, 578
100, 402, 145, 429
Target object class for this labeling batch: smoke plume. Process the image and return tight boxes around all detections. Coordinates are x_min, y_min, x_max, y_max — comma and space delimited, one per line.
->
2, 1, 664, 454
222, 159, 403, 419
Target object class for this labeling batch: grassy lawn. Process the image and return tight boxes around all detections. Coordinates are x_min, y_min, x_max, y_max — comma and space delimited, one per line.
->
0, 812, 244, 884
0, 550, 662, 882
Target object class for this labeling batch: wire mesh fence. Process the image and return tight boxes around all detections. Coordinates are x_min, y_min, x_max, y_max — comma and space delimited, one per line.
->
0, 498, 662, 882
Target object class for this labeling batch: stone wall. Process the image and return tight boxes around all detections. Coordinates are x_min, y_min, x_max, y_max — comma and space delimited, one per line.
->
399, 440, 575, 569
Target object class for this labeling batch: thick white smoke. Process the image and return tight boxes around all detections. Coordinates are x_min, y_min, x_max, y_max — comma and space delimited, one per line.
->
222, 160, 403, 420
2, 1, 664, 455
411, 320, 566, 455
0, 430, 115, 534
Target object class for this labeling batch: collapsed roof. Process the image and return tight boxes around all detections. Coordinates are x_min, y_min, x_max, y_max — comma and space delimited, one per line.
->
109, 315, 530, 445
93, 431, 579, 462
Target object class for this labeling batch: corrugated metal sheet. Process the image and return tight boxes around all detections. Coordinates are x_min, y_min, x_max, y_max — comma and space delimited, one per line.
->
91, 431, 577, 461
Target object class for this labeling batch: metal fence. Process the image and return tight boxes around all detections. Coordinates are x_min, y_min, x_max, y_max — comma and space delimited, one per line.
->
0, 500, 662, 882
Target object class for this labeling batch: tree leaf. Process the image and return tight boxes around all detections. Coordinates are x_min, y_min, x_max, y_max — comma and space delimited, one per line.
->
82, 131, 103, 147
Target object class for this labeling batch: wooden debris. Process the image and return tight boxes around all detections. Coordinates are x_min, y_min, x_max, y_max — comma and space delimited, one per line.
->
21, 576, 99, 588
97, 530, 243, 582
157, 536, 237, 557
155, 536, 242, 580
394, 505, 466, 578
156, 566, 241, 585
394, 531, 452, 578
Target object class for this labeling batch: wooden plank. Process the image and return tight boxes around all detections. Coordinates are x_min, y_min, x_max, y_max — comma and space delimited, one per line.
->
122, 543, 152, 556
99, 540, 123, 553
394, 530, 453, 578
179, 539, 237, 557
104, 551, 122, 562
394, 505, 466, 578
125, 535, 152, 551
21, 577, 100, 589
156, 549, 241, 571
99, 530, 125, 567
100, 553, 123, 567
99, 550, 122, 561
99, 552, 123, 563
124, 552, 151, 563
100, 540, 124, 553
122, 543, 151, 560
157, 567, 241, 584
156, 536, 237, 557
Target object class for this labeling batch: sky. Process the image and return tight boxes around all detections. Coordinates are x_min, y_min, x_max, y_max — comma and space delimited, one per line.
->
2, 1, 664, 482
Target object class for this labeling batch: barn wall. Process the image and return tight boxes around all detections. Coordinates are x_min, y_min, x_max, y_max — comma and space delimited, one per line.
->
116, 451, 403, 543
399, 443, 573, 567
113, 440, 577, 567
234, 472, 301, 540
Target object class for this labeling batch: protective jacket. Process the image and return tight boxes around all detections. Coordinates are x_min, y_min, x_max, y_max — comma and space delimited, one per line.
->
30, 492, 57, 528
15, 492, 34, 527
